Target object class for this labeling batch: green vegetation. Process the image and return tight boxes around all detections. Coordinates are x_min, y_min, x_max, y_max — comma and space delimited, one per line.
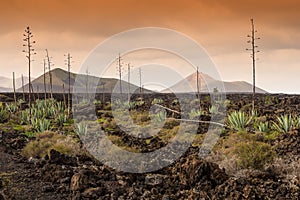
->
272, 114, 294, 133
151, 98, 164, 105
255, 121, 270, 133
6, 103, 18, 114
56, 113, 68, 126
0, 94, 298, 177
19, 98, 72, 134
227, 111, 251, 132
0, 107, 9, 123
189, 109, 204, 119
75, 122, 88, 136
235, 141, 275, 170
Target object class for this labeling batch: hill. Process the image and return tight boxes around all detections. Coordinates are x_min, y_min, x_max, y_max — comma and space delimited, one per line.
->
17, 68, 151, 94
0, 76, 30, 92
162, 72, 267, 93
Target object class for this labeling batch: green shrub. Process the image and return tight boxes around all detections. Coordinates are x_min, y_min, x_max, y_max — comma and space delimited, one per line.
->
271, 114, 294, 133
235, 141, 275, 169
227, 111, 251, 132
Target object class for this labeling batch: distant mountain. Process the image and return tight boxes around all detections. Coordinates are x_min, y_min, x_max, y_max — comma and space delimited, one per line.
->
162, 72, 267, 93
0, 76, 30, 92
18, 68, 152, 94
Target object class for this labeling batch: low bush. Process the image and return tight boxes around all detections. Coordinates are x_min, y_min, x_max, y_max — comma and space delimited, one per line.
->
21, 131, 81, 158
235, 141, 275, 170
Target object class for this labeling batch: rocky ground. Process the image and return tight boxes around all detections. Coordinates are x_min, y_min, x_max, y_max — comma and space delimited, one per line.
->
0, 93, 299, 199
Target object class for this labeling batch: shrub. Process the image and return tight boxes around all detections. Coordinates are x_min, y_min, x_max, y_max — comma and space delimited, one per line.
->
235, 141, 275, 170
21, 131, 80, 158
227, 111, 251, 132
271, 114, 294, 133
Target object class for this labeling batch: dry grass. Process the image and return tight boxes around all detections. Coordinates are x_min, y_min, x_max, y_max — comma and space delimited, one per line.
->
21, 131, 81, 158
205, 131, 276, 175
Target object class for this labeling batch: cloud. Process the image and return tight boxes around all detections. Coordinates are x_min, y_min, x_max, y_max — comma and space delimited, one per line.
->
1, 0, 300, 92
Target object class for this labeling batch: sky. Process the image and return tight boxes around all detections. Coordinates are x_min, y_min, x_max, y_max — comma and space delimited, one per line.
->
0, 0, 300, 93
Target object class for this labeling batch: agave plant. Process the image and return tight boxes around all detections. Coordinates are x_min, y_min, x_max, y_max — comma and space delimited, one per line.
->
209, 105, 219, 115
93, 100, 101, 105
21, 109, 30, 125
75, 122, 88, 136
255, 121, 270, 133
227, 111, 251, 132
151, 98, 164, 105
39, 118, 51, 132
172, 99, 179, 105
31, 118, 39, 130
0, 107, 9, 123
56, 113, 68, 126
271, 114, 294, 133
45, 107, 56, 119
32, 108, 44, 119
6, 103, 18, 113
35, 99, 45, 110
293, 116, 300, 129
189, 109, 204, 119
136, 100, 145, 107
56, 101, 65, 114
151, 110, 166, 123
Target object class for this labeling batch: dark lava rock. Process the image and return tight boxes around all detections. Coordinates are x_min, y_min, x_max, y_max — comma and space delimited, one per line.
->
81, 187, 106, 199
275, 131, 300, 157
145, 174, 165, 186
212, 170, 300, 200
70, 172, 89, 192
42, 183, 54, 192
46, 149, 78, 166
0, 192, 5, 200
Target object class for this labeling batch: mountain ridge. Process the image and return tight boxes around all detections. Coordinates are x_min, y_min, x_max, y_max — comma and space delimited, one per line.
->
17, 68, 152, 94
162, 72, 267, 93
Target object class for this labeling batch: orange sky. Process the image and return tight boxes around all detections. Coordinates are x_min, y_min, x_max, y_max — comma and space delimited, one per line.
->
1, 0, 300, 93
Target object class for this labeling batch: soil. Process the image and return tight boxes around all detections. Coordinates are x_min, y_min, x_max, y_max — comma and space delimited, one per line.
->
0, 93, 299, 199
